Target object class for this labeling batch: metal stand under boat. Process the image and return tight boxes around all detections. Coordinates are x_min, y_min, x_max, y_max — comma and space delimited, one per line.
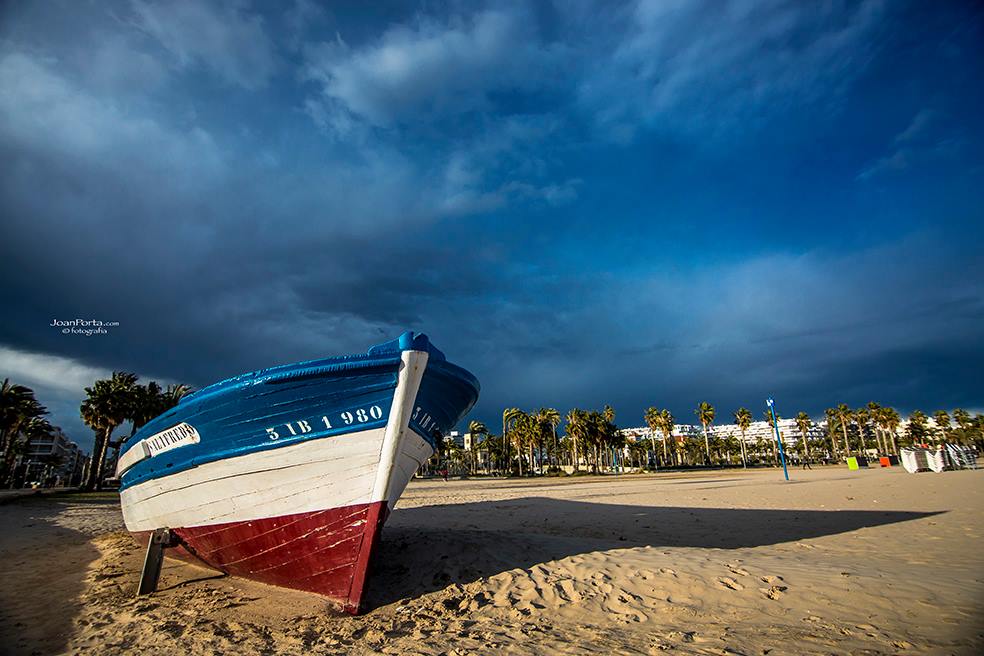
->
137, 528, 182, 595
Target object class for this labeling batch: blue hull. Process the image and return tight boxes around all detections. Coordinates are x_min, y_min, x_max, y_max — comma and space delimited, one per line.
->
118, 332, 479, 491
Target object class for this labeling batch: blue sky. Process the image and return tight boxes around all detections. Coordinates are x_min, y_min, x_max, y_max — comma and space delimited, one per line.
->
1, 0, 982, 451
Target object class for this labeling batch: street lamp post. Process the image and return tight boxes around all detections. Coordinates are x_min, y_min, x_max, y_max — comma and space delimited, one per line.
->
767, 398, 789, 481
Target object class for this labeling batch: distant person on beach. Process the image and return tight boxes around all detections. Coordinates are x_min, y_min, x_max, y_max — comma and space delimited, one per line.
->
441, 467, 449, 482
801, 457, 812, 470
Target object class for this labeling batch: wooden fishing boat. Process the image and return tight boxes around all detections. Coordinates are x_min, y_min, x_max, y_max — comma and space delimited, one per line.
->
116, 332, 479, 613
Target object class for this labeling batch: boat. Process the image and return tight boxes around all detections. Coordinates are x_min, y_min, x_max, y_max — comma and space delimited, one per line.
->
115, 331, 479, 613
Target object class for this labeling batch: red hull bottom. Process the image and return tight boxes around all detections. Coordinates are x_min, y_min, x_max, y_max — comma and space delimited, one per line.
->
132, 501, 389, 614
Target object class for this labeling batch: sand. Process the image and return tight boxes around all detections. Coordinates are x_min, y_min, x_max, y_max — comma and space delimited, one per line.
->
1, 466, 981, 655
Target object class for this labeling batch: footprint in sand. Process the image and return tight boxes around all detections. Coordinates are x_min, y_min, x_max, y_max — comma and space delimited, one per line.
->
658, 568, 677, 577
762, 585, 788, 600
718, 577, 744, 591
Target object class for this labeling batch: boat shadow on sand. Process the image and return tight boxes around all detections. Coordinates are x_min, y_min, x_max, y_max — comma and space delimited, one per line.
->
0, 497, 114, 655
364, 498, 941, 610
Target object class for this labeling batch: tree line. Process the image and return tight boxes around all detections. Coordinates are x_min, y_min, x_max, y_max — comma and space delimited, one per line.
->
0, 374, 192, 491
442, 401, 984, 476
5, 371, 982, 485
79, 372, 192, 491
0, 378, 60, 487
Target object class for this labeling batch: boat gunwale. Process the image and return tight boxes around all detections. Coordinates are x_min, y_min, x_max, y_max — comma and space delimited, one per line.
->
117, 344, 478, 488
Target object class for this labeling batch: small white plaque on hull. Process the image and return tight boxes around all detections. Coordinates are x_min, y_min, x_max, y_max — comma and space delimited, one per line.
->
145, 422, 201, 456
117, 422, 202, 476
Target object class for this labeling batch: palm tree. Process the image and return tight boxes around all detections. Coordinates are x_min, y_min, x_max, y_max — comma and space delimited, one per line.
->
81, 371, 138, 491
764, 409, 781, 464
951, 408, 971, 444
867, 402, 885, 453
1, 379, 37, 451
834, 404, 853, 456
643, 407, 661, 468
933, 410, 950, 444
733, 407, 751, 468
795, 412, 812, 462
502, 407, 522, 475
974, 414, 984, 450
515, 411, 539, 475
565, 408, 586, 472
598, 407, 621, 472
1, 379, 48, 484
127, 381, 162, 438
584, 411, 603, 472
824, 408, 839, 461
535, 408, 561, 472
953, 408, 971, 432
162, 383, 192, 409
695, 402, 715, 465
512, 412, 532, 475
467, 420, 488, 474
658, 409, 676, 466
854, 407, 870, 455
880, 406, 901, 454
906, 410, 929, 446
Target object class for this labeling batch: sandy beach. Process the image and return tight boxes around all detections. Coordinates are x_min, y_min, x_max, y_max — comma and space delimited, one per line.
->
1, 466, 981, 655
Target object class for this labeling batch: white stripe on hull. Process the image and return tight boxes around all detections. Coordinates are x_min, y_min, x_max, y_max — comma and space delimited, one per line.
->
121, 350, 434, 533
121, 428, 385, 531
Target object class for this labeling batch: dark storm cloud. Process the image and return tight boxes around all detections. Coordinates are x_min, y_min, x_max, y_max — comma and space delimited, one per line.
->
1, 0, 982, 450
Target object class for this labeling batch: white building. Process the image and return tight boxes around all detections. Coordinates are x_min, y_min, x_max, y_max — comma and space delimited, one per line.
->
620, 419, 812, 448
24, 428, 88, 486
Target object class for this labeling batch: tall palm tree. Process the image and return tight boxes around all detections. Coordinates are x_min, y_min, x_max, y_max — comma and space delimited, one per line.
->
824, 408, 839, 461
1, 379, 37, 451
502, 407, 521, 475
933, 410, 950, 444
535, 408, 561, 472
468, 420, 488, 474
659, 409, 676, 466
974, 414, 984, 450
867, 402, 885, 453
794, 412, 812, 462
1, 379, 48, 483
565, 408, 586, 472
643, 407, 661, 467
906, 410, 929, 446
880, 406, 901, 454
834, 404, 853, 456
81, 371, 138, 491
950, 409, 971, 446
854, 407, 870, 455
733, 407, 752, 468
953, 408, 971, 432
695, 402, 715, 465
513, 411, 539, 475
595, 409, 620, 472
503, 408, 527, 475
764, 409, 781, 464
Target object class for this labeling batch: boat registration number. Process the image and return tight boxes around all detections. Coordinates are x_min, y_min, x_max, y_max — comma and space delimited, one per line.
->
145, 422, 201, 456
264, 405, 385, 440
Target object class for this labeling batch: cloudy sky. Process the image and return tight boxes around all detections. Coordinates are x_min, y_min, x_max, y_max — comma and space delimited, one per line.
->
1, 0, 982, 451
